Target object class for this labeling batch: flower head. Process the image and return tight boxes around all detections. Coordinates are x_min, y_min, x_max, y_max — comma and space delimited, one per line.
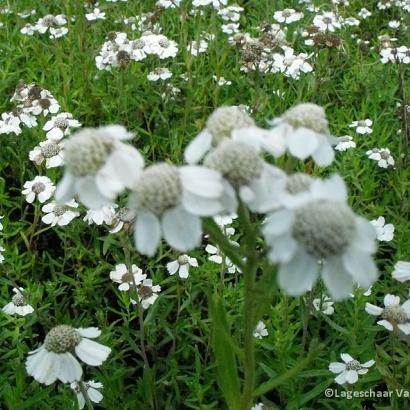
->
41, 200, 80, 226
55, 125, 144, 209
329, 353, 375, 385
167, 255, 198, 279
2, 287, 34, 316
263, 175, 378, 300
253, 321, 268, 339
110, 263, 146, 291
26, 325, 111, 385
71, 380, 103, 409
22, 176, 55, 203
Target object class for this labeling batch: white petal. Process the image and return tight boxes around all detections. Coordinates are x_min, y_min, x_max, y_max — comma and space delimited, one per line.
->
76, 327, 101, 338
401, 300, 410, 317
397, 323, 410, 335
88, 388, 103, 403
342, 249, 378, 289
78, 177, 111, 209
322, 257, 354, 301
311, 136, 334, 166
184, 130, 212, 164
179, 264, 189, 279
345, 370, 358, 384
362, 360, 375, 368
377, 319, 394, 331
334, 371, 347, 385
263, 208, 295, 237
57, 353, 82, 383
182, 191, 223, 216
384, 294, 400, 307
166, 261, 179, 275
365, 303, 383, 316
180, 166, 223, 198
329, 362, 346, 373
266, 234, 298, 263
287, 128, 319, 160
134, 212, 161, 257
278, 250, 319, 296
162, 207, 202, 252
340, 353, 355, 363
75, 339, 111, 366
55, 172, 76, 203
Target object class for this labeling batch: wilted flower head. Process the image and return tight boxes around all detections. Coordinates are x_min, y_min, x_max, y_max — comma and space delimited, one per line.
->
263, 175, 378, 300
55, 125, 144, 209
26, 325, 111, 385
269, 103, 335, 166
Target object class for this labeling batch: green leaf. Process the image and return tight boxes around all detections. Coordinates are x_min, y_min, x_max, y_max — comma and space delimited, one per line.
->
209, 294, 241, 410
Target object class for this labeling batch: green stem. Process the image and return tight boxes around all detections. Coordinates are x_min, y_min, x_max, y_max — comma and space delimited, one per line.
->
238, 203, 259, 410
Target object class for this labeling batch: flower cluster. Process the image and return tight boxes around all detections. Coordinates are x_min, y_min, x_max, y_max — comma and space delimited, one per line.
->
21, 14, 68, 39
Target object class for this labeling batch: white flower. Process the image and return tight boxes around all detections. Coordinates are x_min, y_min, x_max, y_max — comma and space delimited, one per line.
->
335, 136, 356, 151
128, 163, 224, 256
365, 294, 410, 334
184, 106, 255, 164
151, 35, 178, 59
312, 295, 334, 315
273, 9, 303, 24
329, 353, 375, 385
157, 0, 181, 8
271, 47, 313, 79
22, 176, 55, 203
251, 404, 268, 410
29, 89, 60, 116
263, 175, 378, 300
26, 325, 111, 385
222, 23, 240, 34
0, 246, 4, 263
358, 8, 372, 19
392, 261, 410, 283
167, 255, 198, 279
85, 8, 106, 21
313, 12, 341, 32
253, 321, 268, 339
2, 287, 34, 316
388, 20, 401, 29
29, 140, 65, 168
83, 205, 116, 225
109, 264, 146, 291
134, 279, 161, 309
205, 244, 239, 273
147, 67, 172, 81
43, 112, 81, 141
0, 215, 3, 231
41, 200, 80, 226
213, 76, 232, 86
70, 380, 103, 409
370, 216, 394, 242
269, 103, 336, 166
55, 125, 144, 209
349, 119, 372, 134
188, 39, 208, 56
366, 148, 395, 168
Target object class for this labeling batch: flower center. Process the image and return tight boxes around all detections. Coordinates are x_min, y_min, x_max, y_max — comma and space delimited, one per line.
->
39, 98, 51, 109
41, 142, 61, 158
12, 293, 25, 306
292, 199, 356, 259
382, 305, 407, 323
286, 173, 312, 195
159, 38, 170, 48
44, 325, 82, 353
130, 163, 182, 216
54, 117, 69, 129
204, 140, 263, 187
43, 15, 58, 27
28, 85, 42, 100
139, 285, 153, 299
380, 150, 390, 160
178, 255, 190, 265
32, 182, 46, 194
54, 204, 68, 216
206, 106, 255, 144
282, 103, 329, 134
346, 360, 362, 371
121, 271, 135, 283
133, 39, 145, 49
64, 129, 114, 177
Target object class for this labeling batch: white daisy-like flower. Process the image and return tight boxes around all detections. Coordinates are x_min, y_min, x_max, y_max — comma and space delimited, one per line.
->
271, 47, 313, 79
269, 103, 336, 166
329, 353, 375, 385
108, 207, 135, 233
349, 119, 372, 134
55, 125, 144, 209
26, 325, 111, 385
188, 39, 208, 56
167, 255, 198, 279
128, 162, 224, 256
366, 148, 395, 168
70, 380, 104, 410
335, 136, 356, 151
370, 216, 394, 242
157, 0, 182, 8
184, 105, 255, 164
366, 294, 410, 334
83, 205, 116, 225
205, 244, 239, 274
312, 295, 334, 315
147, 67, 172, 81
109, 264, 146, 291
358, 8, 372, 19
2, 287, 34, 316
251, 403, 268, 410
41, 200, 80, 226
262, 174, 378, 300
253, 321, 268, 339
29, 140, 65, 168
392, 261, 410, 283
151, 35, 178, 59
85, 8, 106, 21
273, 9, 303, 24
43, 112, 81, 141
313, 12, 342, 32
22, 176, 56, 204
29, 89, 60, 116
134, 279, 161, 309
35, 14, 67, 36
